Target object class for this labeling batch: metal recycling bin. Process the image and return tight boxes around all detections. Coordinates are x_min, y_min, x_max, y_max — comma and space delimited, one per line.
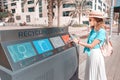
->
0, 27, 79, 80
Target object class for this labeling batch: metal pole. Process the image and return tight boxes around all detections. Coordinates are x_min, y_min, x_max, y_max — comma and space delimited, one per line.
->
118, 13, 120, 35
110, 0, 114, 37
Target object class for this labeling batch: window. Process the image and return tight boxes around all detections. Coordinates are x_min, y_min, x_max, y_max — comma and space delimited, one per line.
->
12, 0, 16, 1
98, 0, 102, 6
22, 8, 24, 12
11, 9, 15, 13
98, 6, 102, 11
95, 4, 96, 10
95, 0, 97, 3
16, 16, 21, 20
11, 3, 16, 6
87, 1, 92, 5
4, 5, 8, 9
26, 15, 31, 22
82, 13, 86, 16
98, 0, 101, 3
103, 3, 106, 8
4, 2, 6, 4
28, 1, 34, 4
63, 4, 75, 8
39, 0, 42, 6
103, 9, 106, 12
28, 7, 34, 12
53, 5, 56, 8
83, 21, 89, 25
39, 0, 42, 18
63, 11, 71, 16
86, 1, 92, 8
21, 3, 24, 7
39, 13, 42, 18
39, 7, 42, 12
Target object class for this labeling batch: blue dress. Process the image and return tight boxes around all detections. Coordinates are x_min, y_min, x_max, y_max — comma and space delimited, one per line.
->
83, 28, 106, 56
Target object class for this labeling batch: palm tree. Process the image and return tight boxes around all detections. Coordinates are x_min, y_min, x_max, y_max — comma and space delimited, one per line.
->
70, 0, 91, 24
53, 0, 68, 27
35, 0, 54, 27
0, 9, 13, 21
0, 7, 4, 12
36, 0, 68, 27
47, 0, 54, 27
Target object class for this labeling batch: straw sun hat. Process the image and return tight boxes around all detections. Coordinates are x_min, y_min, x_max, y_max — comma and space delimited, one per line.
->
89, 10, 107, 19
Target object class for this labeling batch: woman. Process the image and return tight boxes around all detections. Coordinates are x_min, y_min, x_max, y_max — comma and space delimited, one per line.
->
73, 11, 107, 80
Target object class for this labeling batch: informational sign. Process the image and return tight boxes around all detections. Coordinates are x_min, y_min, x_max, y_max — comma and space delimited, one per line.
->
50, 36, 65, 48
61, 34, 70, 44
7, 42, 36, 63
33, 39, 53, 54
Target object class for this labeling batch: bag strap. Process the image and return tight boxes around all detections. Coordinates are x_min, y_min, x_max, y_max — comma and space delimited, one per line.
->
97, 29, 107, 54
97, 29, 107, 45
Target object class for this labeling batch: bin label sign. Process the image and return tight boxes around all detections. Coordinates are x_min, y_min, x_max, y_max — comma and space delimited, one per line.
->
50, 36, 65, 48
7, 42, 36, 63
33, 39, 53, 54
61, 34, 70, 44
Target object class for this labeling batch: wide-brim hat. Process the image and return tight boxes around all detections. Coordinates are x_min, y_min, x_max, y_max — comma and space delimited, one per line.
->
89, 10, 106, 19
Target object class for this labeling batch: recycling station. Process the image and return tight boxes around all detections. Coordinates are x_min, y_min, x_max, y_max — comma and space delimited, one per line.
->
0, 27, 79, 80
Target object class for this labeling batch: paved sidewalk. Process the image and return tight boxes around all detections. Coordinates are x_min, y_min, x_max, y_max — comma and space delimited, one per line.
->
78, 35, 120, 80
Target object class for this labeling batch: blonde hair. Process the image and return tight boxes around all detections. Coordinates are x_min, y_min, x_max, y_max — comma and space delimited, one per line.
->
90, 17, 106, 30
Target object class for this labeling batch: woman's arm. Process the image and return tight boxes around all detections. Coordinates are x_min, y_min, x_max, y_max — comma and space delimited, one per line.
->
73, 39, 100, 49
74, 29, 105, 49
79, 39, 100, 49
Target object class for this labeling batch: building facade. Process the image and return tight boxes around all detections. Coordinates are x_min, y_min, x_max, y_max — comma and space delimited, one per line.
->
6, 0, 110, 26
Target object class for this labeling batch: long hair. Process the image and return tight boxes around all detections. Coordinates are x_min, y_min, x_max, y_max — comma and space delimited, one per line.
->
90, 17, 107, 30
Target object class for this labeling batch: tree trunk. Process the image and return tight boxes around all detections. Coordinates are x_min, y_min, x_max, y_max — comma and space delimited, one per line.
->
57, 0, 62, 27
57, 6, 60, 27
48, 0, 53, 27
79, 13, 80, 24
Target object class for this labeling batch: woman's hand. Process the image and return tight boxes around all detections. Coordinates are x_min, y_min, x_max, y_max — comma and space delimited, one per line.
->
67, 39, 73, 43
73, 38, 79, 44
